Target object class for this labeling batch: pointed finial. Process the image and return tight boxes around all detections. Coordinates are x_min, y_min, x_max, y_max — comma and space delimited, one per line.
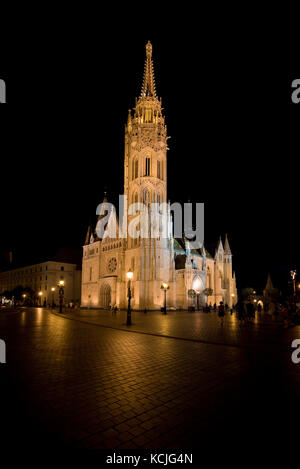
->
146, 40, 152, 58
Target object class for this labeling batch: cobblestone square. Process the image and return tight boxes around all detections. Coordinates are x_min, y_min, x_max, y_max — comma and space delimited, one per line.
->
1, 307, 300, 449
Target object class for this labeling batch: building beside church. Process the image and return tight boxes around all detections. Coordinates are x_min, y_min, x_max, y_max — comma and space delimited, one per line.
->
0, 249, 81, 306
81, 41, 237, 310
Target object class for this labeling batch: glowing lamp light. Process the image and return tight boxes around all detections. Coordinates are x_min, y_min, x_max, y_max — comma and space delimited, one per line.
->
51, 287, 55, 292
38, 291, 43, 296
58, 280, 65, 287
126, 269, 133, 280
161, 282, 169, 290
290, 270, 296, 280
192, 278, 201, 293
22, 294, 26, 298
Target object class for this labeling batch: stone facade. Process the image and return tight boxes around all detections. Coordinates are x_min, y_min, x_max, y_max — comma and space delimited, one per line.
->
0, 261, 81, 305
81, 42, 237, 310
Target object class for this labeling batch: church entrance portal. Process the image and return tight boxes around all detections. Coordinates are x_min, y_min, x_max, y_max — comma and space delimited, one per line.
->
100, 284, 111, 309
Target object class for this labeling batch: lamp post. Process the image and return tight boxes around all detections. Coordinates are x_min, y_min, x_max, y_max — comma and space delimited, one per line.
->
231, 293, 235, 308
58, 280, 65, 313
126, 269, 133, 326
22, 294, 27, 305
38, 291, 42, 307
290, 270, 296, 304
161, 282, 169, 315
51, 287, 55, 309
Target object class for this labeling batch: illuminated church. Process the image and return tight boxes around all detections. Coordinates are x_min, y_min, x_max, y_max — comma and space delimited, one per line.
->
81, 41, 237, 310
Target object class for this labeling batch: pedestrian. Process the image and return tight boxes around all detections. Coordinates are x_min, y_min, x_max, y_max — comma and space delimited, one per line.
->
246, 302, 255, 323
236, 300, 245, 325
218, 301, 225, 326
282, 304, 289, 328
269, 302, 276, 320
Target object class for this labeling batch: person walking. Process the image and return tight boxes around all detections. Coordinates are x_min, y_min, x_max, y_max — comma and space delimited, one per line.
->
218, 301, 225, 326
246, 301, 255, 323
236, 300, 245, 325
282, 304, 289, 328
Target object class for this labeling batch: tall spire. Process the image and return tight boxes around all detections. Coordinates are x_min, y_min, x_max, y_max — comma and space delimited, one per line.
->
224, 234, 232, 254
265, 273, 274, 291
141, 41, 157, 98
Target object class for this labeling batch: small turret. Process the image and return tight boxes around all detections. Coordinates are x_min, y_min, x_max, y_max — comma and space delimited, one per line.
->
215, 236, 224, 259
224, 233, 232, 255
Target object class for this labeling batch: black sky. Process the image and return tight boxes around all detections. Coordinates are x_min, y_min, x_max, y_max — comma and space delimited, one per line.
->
0, 23, 299, 294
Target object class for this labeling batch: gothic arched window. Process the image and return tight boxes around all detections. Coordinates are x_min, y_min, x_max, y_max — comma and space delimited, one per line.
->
145, 157, 150, 176
132, 158, 139, 180
157, 160, 161, 179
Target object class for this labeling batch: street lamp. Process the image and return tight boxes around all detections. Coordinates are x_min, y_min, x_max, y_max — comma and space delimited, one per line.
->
22, 294, 27, 305
161, 282, 169, 315
290, 270, 297, 303
38, 291, 42, 306
51, 287, 55, 309
58, 280, 65, 313
126, 269, 133, 325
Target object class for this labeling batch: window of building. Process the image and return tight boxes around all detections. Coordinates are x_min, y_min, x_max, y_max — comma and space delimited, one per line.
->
89, 267, 93, 281
61, 266, 64, 271
145, 157, 150, 176
157, 160, 160, 179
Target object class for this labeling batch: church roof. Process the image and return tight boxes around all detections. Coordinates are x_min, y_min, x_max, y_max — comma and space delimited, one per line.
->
173, 238, 185, 252
173, 238, 213, 258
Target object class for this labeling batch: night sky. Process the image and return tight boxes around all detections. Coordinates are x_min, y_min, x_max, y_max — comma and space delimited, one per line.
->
0, 25, 299, 294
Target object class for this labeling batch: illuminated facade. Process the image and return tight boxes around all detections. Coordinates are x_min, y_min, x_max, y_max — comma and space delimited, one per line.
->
0, 261, 81, 305
81, 42, 237, 310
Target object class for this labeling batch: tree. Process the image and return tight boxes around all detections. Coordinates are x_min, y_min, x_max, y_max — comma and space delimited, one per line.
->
203, 288, 213, 297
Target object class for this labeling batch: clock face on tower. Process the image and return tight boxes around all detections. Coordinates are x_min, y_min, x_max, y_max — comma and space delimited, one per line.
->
108, 257, 117, 273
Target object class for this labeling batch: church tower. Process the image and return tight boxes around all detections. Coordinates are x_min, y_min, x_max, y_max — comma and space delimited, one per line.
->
124, 41, 174, 310
124, 41, 167, 209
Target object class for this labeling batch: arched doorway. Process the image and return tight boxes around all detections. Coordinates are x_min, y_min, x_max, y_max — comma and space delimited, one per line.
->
100, 284, 111, 309
192, 276, 204, 310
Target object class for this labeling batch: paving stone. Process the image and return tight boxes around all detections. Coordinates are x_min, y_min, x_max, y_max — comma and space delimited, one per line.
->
1, 307, 300, 450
